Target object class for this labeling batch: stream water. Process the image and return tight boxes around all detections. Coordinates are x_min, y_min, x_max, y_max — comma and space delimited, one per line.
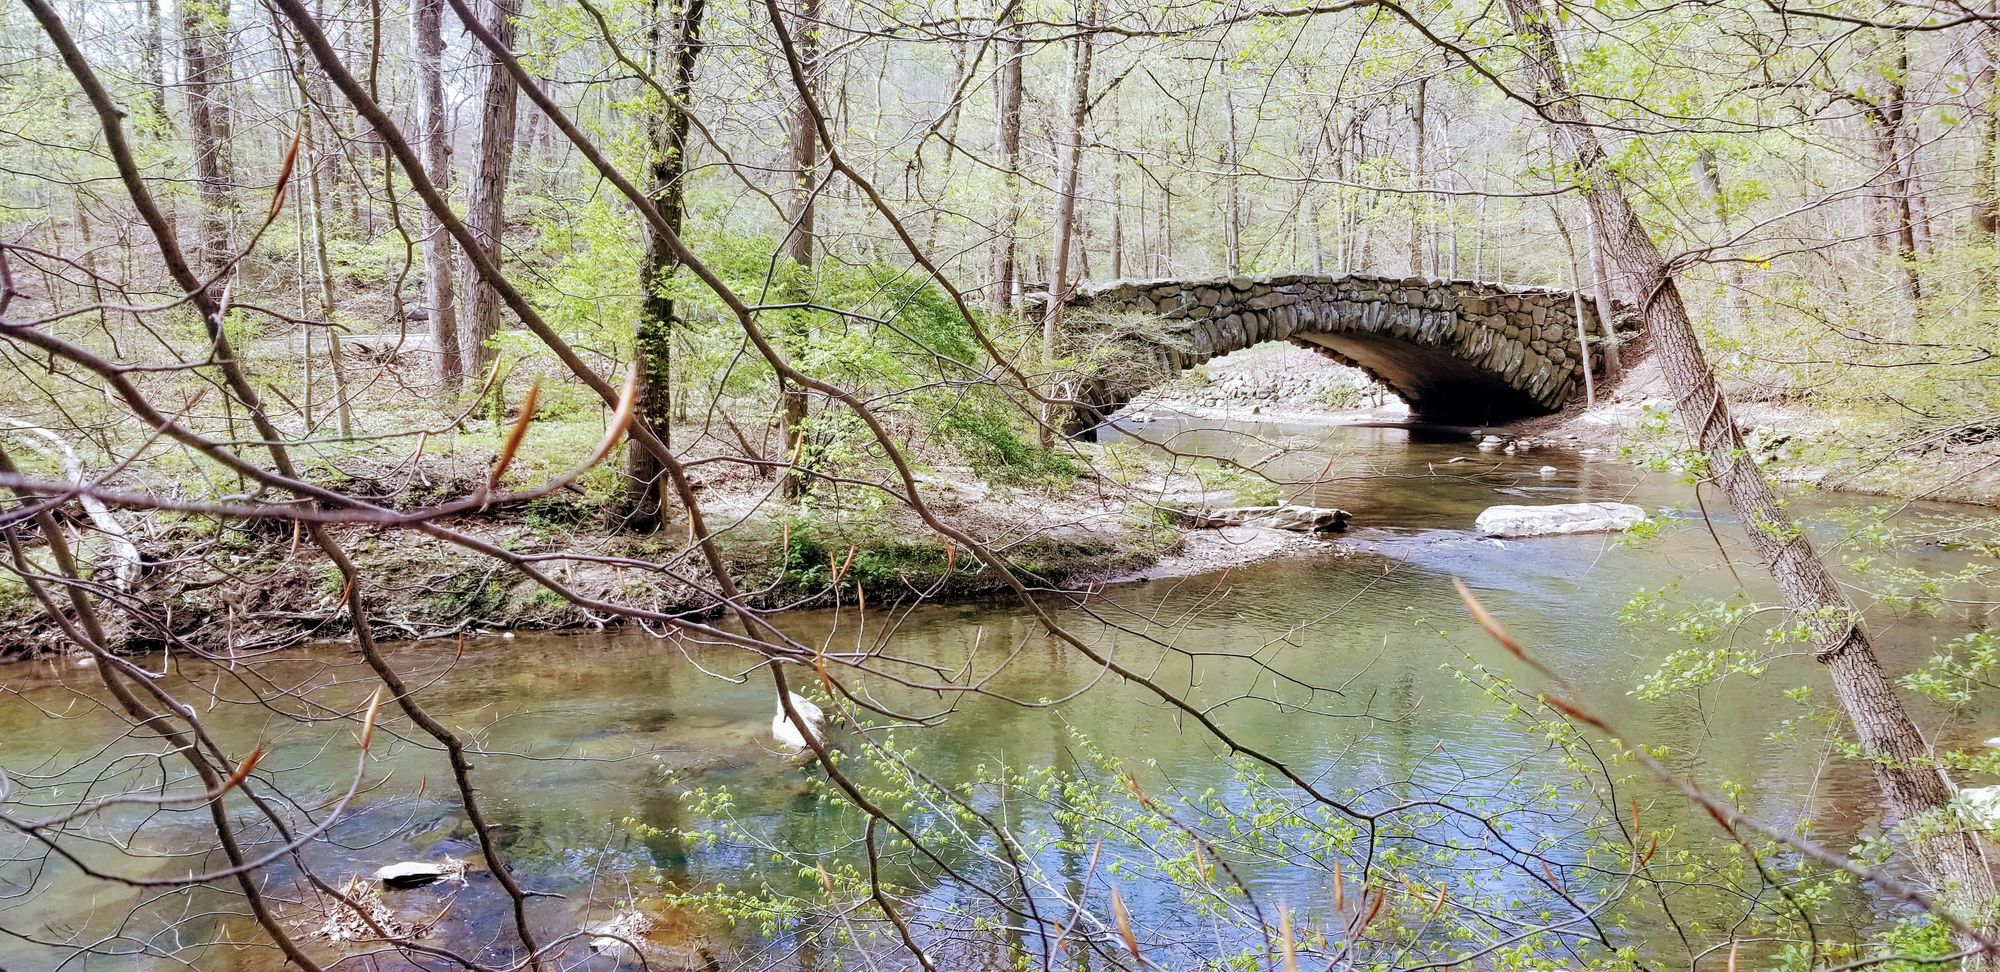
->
3, 415, 1998, 970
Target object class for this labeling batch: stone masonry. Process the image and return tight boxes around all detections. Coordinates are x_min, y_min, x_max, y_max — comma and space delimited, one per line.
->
1058, 273, 1616, 430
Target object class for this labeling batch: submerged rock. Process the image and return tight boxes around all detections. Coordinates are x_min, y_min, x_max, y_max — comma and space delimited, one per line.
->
1176, 504, 1350, 533
1956, 785, 2000, 828
1475, 502, 1646, 538
587, 911, 654, 957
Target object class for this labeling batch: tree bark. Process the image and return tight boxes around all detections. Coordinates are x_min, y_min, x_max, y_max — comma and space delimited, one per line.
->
779, 0, 820, 499
305, 113, 354, 437
1503, 0, 1996, 935
1690, 148, 1749, 327
179, 0, 237, 284
991, 1, 1024, 312
1854, 36, 1924, 323
461, 0, 521, 382
140, 0, 168, 125
1040, 3, 1094, 445
411, 0, 463, 383
1221, 83, 1242, 274
626, 0, 706, 531
1583, 208, 1622, 379
1409, 76, 1428, 276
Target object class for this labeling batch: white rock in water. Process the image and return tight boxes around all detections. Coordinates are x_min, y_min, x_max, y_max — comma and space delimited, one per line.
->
1538, 466, 1559, 477
374, 861, 446, 888
1477, 435, 1504, 451
1475, 502, 1648, 538
1957, 785, 2000, 828
1985, 736, 2000, 749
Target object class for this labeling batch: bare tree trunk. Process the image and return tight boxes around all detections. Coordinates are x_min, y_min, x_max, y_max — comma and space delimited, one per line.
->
1110, 102, 1124, 280
1853, 38, 1923, 325
305, 114, 354, 437
140, 0, 168, 124
460, 0, 520, 383
626, 0, 706, 531
1502, 0, 1997, 939
1040, 2, 1094, 445
180, 0, 237, 284
1690, 149, 1749, 326
779, 0, 820, 499
991, 0, 1023, 311
1583, 207, 1622, 378
1221, 84, 1242, 274
1409, 76, 1428, 276
411, 0, 463, 382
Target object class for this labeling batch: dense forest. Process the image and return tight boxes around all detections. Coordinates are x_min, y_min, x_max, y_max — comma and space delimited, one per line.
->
4, 0, 2000, 968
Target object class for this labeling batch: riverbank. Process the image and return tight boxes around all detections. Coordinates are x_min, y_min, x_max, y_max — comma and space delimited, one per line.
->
1518, 356, 2000, 508
0, 436, 1343, 659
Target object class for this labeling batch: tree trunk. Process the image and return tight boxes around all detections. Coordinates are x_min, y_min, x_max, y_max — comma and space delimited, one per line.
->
991, 1, 1024, 312
779, 0, 820, 499
1976, 19, 2000, 305
460, 0, 520, 382
1502, 0, 1997, 937
140, 0, 168, 125
1583, 207, 1622, 378
1040, 3, 1094, 445
411, 0, 463, 383
305, 113, 354, 437
1690, 148, 1749, 327
1221, 84, 1242, 274
180, 0, 237, 284
1409, 76, 1428, 276
626, 0, 706, 531
1856, 37, 1923, 325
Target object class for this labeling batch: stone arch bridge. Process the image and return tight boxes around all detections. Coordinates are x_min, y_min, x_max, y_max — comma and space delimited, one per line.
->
1054, 273, 1622, 433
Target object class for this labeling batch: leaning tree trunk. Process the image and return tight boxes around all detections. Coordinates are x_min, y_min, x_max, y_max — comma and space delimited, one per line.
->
626, 0, 707, 531
1500, 0, 1997, 942
179, 0, 237, 285
460, 0, 520, 384
411, 0, 463, 383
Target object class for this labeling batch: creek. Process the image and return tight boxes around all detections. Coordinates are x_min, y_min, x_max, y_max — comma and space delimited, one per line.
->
3, 416, 1997, 970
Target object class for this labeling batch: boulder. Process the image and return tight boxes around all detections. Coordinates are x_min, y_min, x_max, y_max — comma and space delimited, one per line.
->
1176, 505, 1350, 533
1475, 502, 1646, 538
374, 861, 447, 889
